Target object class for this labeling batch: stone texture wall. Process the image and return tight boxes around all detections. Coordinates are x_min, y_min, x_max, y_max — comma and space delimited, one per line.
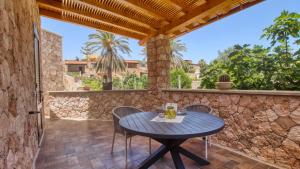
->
41, 29, 64, 118
164, 90, 300, 169
0, 0, 40, 169
147, 35, 171, 90
47, 90, 300, 169
48, 90, 161, 120
41, 29, 64, 91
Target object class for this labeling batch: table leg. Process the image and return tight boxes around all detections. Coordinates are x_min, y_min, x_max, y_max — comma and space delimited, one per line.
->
136, 138, 209, 169
170, 147, 185, 169
177, 146, 210, 166
136, 145, 169, 169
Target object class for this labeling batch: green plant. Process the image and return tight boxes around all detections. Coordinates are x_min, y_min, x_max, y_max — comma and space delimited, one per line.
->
81, 77, 102, 91
219, 74, 230, 82
200, 11, 300, 90
113, 74, 148, 89
170, 69, 192, 89
67, 72, 80, 77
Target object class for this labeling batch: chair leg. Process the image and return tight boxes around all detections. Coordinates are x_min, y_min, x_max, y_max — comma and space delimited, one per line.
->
205, 136, 208, 159
111, 130, 116, 153
125, 132, 128, 168
149, 138, 151, 155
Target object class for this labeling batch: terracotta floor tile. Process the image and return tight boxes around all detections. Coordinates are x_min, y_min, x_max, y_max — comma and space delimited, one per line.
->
36, 119, 280, 169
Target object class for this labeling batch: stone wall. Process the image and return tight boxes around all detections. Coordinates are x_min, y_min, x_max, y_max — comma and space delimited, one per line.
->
48, 90, 160, 120
0, 0, 40, 169
164, 90, 300, 169
47, 90, 300, 169
41, 29, 64, 91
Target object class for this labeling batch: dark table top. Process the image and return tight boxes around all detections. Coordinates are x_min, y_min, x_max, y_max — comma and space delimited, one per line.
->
119, 111, 225, 139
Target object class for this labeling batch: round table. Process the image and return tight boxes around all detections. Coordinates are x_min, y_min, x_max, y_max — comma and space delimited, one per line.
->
119, 111, 225, 169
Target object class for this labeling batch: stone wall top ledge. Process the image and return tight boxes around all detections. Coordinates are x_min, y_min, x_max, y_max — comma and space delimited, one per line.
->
42, 29, 62, 38
163, 89, 300, 97
48, 89, 149, 95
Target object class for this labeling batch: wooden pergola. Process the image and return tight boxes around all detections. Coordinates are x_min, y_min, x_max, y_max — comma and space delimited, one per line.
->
38, 0, 263, 44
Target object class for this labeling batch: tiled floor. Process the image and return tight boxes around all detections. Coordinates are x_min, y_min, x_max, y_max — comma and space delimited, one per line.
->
36, 119, 278, 169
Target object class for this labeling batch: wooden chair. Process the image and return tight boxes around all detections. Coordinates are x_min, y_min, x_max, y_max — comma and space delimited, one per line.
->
111, 106, 151, 167
184, 104, 213, 159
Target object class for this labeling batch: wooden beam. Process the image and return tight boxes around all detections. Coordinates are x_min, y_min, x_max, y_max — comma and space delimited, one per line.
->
124, 0, 183, 20
37, 0, 156, 35
168, 0, 263, 39
80, 0, 167, 29
162, 0, 231, 34
170, 0, 206, 11
39, 8, 146, 40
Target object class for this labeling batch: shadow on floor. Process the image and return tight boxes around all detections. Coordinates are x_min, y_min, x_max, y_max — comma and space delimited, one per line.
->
36, 119, 278, 169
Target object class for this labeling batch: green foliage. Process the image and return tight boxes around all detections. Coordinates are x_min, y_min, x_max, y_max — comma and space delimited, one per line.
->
170, 39, 187, 68
200, 60, 224, 89
85, 31, 131, 90
200, 43, 300, 90
182, 62, 195, 73
81, 77, 102, 91
170, 69, 192, 89
261, 11, 300, 48
67, 72, 80, 78
200, 11, 300, 90
113, 74, 148, 89
80, 44, 94, 56
142, 39, 187, 68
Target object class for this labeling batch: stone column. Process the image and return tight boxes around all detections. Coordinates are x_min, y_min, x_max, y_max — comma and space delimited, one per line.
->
147, 34, 171, 90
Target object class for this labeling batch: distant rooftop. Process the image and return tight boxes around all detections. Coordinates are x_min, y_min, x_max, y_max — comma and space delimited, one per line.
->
65, 60, 87, 65
64, 60, 141, 65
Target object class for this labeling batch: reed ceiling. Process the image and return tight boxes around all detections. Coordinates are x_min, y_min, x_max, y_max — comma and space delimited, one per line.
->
38, 0, 263, 44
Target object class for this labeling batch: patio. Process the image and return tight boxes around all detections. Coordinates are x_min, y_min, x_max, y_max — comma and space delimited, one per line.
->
35, 119, 278, 169
2, 1, 300, 169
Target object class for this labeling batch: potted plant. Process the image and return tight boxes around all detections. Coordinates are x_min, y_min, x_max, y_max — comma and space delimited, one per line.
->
216, 74, 232, 90
83, 86, 90, 91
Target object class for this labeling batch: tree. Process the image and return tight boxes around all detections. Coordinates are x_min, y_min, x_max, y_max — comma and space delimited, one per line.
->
141, 39, 187, 68
198, 59, 208, 76
200, 11, 300, 91
80, 45, 93, 56
85, 31, 131, 90
262, 10, 300, 90
261, 11, 300, 56
170, 39, 187, 68
170, 69, 192, 89
199, 59, 224, 89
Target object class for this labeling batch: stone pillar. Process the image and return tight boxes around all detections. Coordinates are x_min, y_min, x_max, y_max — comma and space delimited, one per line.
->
41, 29, 65, 92
147, 34, 171, 90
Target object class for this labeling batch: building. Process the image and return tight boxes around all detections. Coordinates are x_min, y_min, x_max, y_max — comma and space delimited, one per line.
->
184, 60, 200, 79
64, 60, 87, 74
64, 59, 147, 77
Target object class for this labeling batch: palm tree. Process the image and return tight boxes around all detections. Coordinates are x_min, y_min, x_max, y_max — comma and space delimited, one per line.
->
170, 39, 186, 68
86, 31, 131, 90
141, 39, 187, 68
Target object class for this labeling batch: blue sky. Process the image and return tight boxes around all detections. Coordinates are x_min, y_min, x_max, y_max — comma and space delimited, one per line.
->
41, 0, 300, 63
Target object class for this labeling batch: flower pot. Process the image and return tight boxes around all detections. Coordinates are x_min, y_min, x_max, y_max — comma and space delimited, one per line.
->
216, 82, 232, 90
83, 86, 90, 91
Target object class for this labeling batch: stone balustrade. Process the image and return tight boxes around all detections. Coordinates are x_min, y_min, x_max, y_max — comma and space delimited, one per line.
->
46, 89, 300, 169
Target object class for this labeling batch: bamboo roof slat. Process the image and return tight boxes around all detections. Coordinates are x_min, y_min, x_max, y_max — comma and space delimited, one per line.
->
38, 0, 264, 44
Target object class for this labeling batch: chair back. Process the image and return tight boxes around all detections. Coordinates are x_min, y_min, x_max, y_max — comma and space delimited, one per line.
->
184, 104, 212, 114
112, 106, 143, 134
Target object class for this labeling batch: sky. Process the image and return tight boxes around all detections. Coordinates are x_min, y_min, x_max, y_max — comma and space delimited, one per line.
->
41, 0, 300, 63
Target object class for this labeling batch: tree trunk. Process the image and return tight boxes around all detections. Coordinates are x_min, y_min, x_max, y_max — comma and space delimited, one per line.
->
106, 51, 113, 90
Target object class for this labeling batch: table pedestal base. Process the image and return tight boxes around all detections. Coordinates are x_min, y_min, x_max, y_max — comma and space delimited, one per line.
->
136, 139, 210, 169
